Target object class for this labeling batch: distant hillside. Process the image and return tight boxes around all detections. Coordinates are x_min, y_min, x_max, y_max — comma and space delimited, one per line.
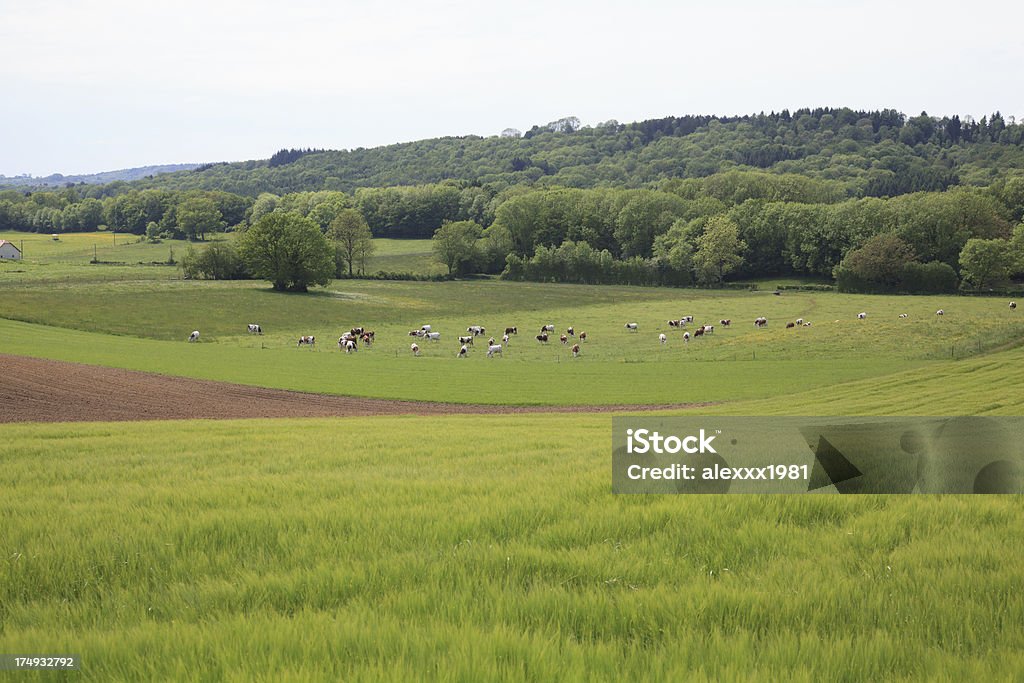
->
115, 109, 1024, 198
0, 163, 202, 189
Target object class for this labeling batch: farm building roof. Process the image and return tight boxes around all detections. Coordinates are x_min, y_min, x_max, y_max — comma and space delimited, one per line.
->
0, 240, 21, 252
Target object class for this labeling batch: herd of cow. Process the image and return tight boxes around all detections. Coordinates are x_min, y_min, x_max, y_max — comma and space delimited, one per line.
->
185, 301, 1019, 355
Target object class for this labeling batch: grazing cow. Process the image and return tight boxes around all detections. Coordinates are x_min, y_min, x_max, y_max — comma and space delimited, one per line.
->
567, 326, 575, 336
536, 333, 549, 344
754, 317, 768, 328
795, 318, 804, 326
1011, 301, 1017, 310
421, 325, 432, 332
857, 312, 867, 319
361, 333, 373, 346
702, 324, 714, 335
467, 325, 485, 336
488, 337, 496, 346
505, 326, 518, 335
502, 334, 510, 345
936, 309, 944, 316
683, 331, 690, 343
486, 344, 503, 357
693, 327, 705, 338
457, 344, 469, 358
579, 331, 587, 342
424, 332, 441, 342
719, 319, 731, 327
668, 319, 680, 327
541, 324, 555, 333
680, 315, 694, 324
188, 330, 200, 343
298, 335, 315, 347
571, 343, 580, 358
898, 313, 909, 319
343, 339, 357, 353
659, 333, 667, 345
410, 343, 420, 356
458, 335, 474, 346
247, 324, 262, 335
351, 327, 364, 336
338, 335, 351, 349
409, 329, 424, 337
803, 322, 812, 327
560, 334, 568, 344
625, 322, 639, 332
786, 322, 796, 329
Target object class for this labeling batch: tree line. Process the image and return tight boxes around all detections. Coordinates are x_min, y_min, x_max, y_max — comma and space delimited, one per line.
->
3, 167, 1023, 293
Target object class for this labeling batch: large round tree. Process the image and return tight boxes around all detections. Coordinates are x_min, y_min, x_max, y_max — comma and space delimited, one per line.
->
237, 212, 334, 292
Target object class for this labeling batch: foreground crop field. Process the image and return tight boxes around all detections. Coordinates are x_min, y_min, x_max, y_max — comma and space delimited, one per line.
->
2, 413, 1023, 681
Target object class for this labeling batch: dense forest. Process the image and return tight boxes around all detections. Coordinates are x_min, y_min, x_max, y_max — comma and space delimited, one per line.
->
2, 108, 1023, 291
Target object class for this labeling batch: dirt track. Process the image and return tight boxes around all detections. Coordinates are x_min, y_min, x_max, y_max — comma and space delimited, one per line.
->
0, 354, 708, 423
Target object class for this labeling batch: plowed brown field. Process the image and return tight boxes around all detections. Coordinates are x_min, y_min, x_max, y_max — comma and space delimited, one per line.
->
0, 354, 708, 423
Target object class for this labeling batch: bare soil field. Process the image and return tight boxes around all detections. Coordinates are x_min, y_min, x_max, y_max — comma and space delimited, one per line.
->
0, 354, 707, 423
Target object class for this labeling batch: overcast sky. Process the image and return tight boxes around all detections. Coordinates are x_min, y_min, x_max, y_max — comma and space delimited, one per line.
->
1, 0, 1021, 176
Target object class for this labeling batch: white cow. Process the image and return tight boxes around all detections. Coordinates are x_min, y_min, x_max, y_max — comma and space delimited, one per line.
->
898, 313, 909, 319
424, 332, 441, 342
659, 333, 667, 345
502, 334, 510, 345
857, 312, 867, 320
247, 324, 262, 335
625, 322, 639, 332
936, 309, 944, 316
421, 324, 432, 332
1011, 301, 1017, 310
410, 343, 420, 356
457, 344, 469, 358
683, 331, 690, 343
486, 344, 503, 357
188, 330, 200, 343
467, 325, 485, 336
343, 339, 357, 353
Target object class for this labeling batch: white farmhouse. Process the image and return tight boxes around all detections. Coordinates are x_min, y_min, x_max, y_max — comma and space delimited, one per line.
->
0, 240, 22, 260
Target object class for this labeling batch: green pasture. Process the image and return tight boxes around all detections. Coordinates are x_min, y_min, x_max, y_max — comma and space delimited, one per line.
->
0, 317, 914, 406
0, 234, 441, 285
367, 238, 444, 275
0, 230, 208, 264
1, 414, 1022, 681
0, 279, 1022, 406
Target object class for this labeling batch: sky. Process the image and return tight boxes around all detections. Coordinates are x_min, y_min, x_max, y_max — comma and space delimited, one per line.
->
1, 0, 1022, 177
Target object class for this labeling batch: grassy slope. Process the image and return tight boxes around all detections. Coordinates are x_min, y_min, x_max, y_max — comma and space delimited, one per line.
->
367, 238, 444, 275
0, 317, 915, 406
2, 414, 1022, 681
2, 279, 1022, 405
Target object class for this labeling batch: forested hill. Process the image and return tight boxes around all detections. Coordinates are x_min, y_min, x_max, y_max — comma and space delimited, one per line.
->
115, 109, 1024, 198
0, 164, 202, 188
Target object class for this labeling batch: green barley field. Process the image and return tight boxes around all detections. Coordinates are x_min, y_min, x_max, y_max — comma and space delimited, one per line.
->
2, 244, 1023, 680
